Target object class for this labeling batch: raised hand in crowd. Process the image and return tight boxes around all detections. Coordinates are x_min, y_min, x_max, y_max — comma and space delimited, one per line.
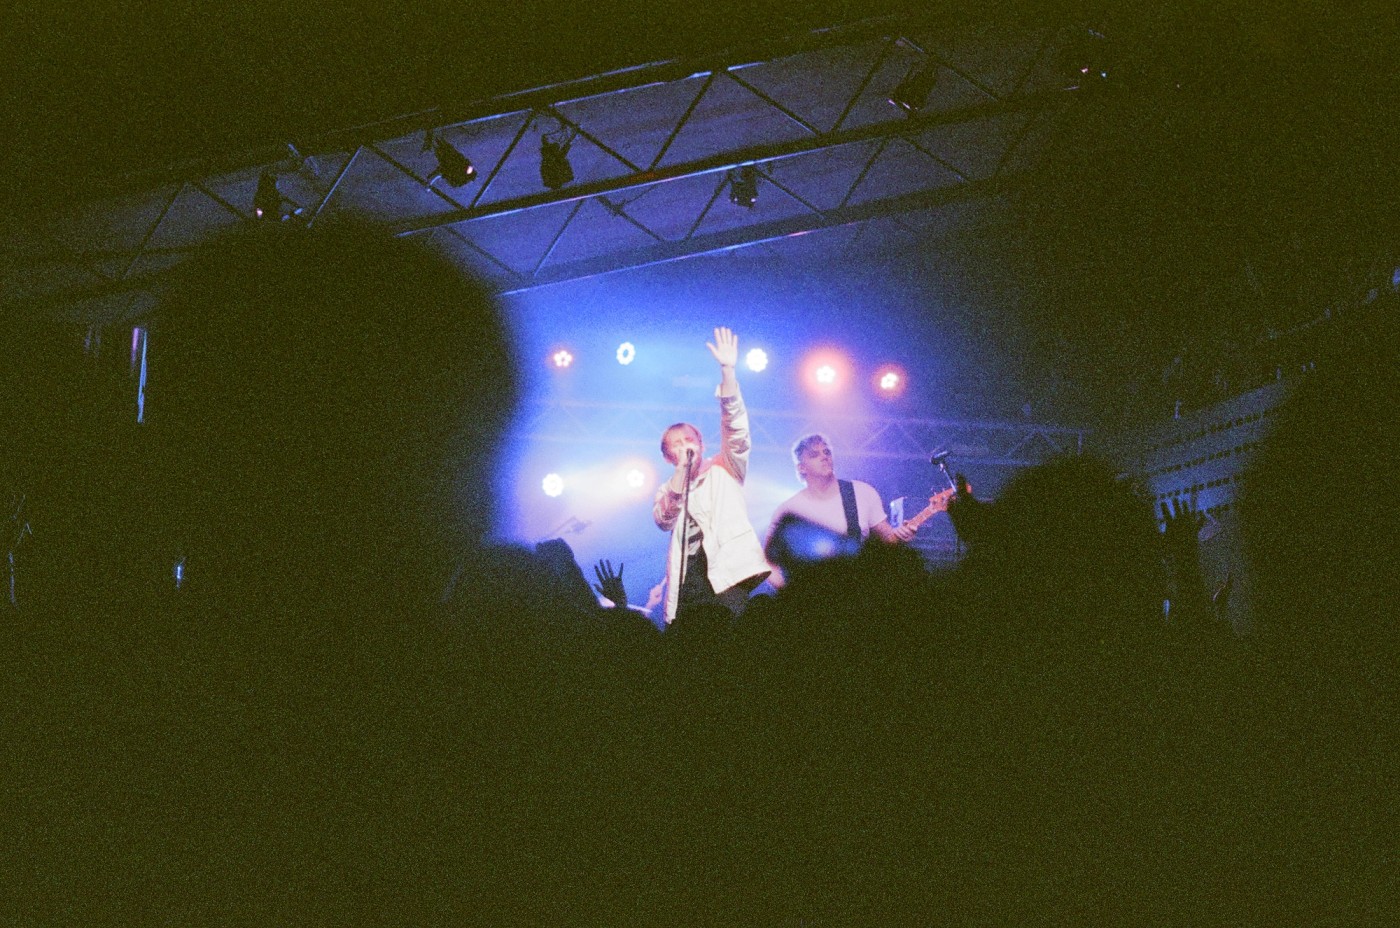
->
1159, 497, 1204, 550
593, 558, 628, 608
645, 579, 665, 615
1160, 497, 1213, 631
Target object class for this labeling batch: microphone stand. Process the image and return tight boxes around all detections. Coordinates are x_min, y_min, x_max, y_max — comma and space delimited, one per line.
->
938, 459, 957, 493
930, 451, 957, 493
674, 451, 695, 607
930, 452, 961, 558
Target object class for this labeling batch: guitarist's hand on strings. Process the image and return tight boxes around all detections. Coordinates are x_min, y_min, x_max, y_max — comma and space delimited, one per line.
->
889, 522, 918, 543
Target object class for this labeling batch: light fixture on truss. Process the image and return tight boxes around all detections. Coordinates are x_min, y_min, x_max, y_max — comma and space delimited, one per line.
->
729, 165, 759, 208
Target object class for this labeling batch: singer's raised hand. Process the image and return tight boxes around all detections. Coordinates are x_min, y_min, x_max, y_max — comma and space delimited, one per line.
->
707, 327, 739, 369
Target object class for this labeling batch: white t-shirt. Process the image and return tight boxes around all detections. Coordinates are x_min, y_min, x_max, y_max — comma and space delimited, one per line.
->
767, 479, 889, 540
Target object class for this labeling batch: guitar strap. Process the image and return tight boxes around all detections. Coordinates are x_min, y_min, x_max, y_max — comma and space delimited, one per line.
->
838, 479, 861, 539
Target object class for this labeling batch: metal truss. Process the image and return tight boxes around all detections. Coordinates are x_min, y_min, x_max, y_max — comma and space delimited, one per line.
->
521, 401, 1086, 467
2, 15, 1071, 320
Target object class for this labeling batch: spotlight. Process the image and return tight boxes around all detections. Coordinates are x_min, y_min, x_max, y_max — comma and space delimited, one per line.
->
874, 363, 911, 399
551, 349, 574, 369
540, 133, 575, 190
745, 348, 769, 373
542, 473, 565, 498
252, 172, 303, 221
625, 468, 646, 489
430, 134, 476, 187
729, 165, 759, 208
253, 173, 282, 220
802, 348, 853, 395
616, 342, 636, 365
873, 364, 909, 398
888, 62, 938, 114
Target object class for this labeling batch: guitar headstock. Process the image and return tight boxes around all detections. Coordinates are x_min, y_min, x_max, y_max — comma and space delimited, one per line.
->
928, 486, 956, 512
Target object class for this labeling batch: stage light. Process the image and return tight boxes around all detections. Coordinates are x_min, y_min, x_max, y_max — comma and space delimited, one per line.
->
542, 473, 564, 497
616, 342, 636, 365
889, 63, 937, 114
541, 133, 575, 190
253, 173, 282, 220
551, 349, 574, 369
252, 172, 303, 221
745, 348, 769, 372
874, 363, 908, 398
429, 133, 476, 187
729, 165, 759, 208
625, 468, 645, 489
802, 348, 854, 395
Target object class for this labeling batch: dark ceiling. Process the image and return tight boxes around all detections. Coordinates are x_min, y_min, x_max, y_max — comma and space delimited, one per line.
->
5, 1, 1398, 429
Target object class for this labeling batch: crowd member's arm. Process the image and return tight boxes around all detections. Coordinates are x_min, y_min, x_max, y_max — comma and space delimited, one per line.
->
645, 578, 666, 615
946, 472, 992, 548
1161, 498, 1214, 630
763, 511, 787, 589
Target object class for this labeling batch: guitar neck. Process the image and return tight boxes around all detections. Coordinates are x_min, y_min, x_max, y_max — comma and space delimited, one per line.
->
903, 490, 955, 532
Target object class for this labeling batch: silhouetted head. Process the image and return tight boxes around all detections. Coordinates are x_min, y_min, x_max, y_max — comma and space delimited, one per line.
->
146, 221, 516, 596
1241, 311, 1398, 689
975, 454, 1163, 635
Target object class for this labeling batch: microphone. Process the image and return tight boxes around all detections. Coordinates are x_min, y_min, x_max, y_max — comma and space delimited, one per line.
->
929, 449, 956, 492
685, 449, 695, 465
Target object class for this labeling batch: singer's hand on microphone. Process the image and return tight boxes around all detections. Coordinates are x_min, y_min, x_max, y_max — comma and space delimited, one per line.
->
669, 460, 690, 493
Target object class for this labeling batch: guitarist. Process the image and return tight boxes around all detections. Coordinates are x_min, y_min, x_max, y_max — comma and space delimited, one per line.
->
765, 434, 918, 587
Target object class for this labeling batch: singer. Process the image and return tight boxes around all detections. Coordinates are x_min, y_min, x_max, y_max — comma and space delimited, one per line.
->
652, 327, 770, 623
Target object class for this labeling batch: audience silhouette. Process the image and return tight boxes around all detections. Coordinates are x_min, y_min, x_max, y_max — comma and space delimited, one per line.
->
5, 222, 1395, 923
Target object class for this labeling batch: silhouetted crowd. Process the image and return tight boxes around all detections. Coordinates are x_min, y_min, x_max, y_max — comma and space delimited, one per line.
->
3, 224, 1396, 925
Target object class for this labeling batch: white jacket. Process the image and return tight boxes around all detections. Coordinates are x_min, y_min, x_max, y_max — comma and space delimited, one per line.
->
653, 389, 769, 622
